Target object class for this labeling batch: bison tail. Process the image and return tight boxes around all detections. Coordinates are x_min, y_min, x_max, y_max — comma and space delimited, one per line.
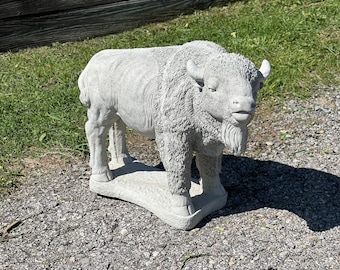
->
79, 90, 90, 108
78, 71, 91, 108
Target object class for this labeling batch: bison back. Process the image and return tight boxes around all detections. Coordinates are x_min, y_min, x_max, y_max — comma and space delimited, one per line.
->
79, 47, 179, 138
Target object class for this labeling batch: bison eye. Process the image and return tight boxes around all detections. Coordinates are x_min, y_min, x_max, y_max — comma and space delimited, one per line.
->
206, 77, 219, 92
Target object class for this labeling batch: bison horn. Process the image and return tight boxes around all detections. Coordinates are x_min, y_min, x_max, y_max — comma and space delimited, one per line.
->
186, 60, 204, 83
259, 59, 271, 81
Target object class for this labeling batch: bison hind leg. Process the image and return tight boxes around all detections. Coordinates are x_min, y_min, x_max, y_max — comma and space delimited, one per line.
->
108, 118, 133, 169
85, 107, 115, 182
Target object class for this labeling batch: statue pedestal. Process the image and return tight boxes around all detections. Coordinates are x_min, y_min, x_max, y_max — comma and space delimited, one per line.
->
90, 161, 228, 230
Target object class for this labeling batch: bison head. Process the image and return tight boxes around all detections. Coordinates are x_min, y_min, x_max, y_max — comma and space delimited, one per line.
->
187, 53, 271, 155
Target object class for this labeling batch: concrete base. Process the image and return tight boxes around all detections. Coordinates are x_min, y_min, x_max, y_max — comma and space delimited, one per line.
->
89, 161, 228, 230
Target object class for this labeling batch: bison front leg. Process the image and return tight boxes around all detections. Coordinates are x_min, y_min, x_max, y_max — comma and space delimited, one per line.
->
196, 153, 225, 196
158, 133, 195, 216
85, 108, 114, 182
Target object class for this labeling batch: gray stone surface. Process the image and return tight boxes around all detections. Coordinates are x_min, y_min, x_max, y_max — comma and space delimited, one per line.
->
79, 41, 270, 220
0, 87, 339, 269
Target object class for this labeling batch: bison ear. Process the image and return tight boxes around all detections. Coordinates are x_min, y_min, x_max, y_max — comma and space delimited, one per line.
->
258, 59, 271, 81
186, 60, 204, 83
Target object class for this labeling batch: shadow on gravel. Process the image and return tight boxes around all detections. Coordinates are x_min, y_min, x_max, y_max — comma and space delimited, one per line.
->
192, 155, 340, 232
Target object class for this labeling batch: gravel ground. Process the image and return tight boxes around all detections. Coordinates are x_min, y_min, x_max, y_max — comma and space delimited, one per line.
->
1, 87, 339, 269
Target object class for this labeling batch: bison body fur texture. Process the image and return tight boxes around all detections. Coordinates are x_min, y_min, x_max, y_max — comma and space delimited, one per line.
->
79, 41, 271, 216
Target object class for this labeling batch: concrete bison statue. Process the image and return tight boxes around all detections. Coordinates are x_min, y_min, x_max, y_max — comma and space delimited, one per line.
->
79, 40, 271, 217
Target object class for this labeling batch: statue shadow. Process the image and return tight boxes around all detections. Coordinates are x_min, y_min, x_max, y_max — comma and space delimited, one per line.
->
112, 160, 163, 177
192, 155, 340, 232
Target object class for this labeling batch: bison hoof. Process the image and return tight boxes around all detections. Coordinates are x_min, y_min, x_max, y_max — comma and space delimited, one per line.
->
171, 194, 195, 216
109, 156, 133, 170
202, 182, 226, 197
172, 204, 195, 217
90, 170, 114, 182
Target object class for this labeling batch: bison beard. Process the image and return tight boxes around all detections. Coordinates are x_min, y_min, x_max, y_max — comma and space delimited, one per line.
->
221, 121, 248, 156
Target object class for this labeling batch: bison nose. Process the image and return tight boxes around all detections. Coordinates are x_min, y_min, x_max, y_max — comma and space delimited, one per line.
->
230, 96, 256, 113
230, 96, 256, 123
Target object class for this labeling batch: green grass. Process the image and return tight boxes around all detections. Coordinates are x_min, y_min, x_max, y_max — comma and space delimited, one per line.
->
0, 0, 339, 193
